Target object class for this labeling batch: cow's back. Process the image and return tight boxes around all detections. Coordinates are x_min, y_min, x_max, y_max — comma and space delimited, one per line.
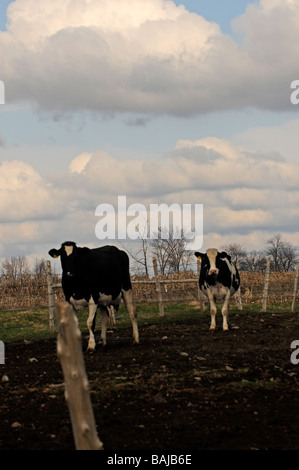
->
74, 245, 131, 299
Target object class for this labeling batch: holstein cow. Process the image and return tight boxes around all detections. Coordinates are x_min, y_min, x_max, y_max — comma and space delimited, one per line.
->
195, 248, 240, 331
49, 241, 139, 350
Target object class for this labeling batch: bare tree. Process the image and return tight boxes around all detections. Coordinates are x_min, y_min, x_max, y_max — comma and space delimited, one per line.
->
1, 256, 29, 281
121, 221, 150, 276
242, 250, 267, 272
32, 257, 47, 279
280, 242, 298, 272
122, 238, 150, 276
264, 233, 298, 272
150, 226, 192, 274
221, 242, 247, 269
150, 235, 171, 275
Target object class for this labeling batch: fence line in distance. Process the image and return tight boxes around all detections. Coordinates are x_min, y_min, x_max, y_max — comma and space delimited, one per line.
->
46, 259, 299, 332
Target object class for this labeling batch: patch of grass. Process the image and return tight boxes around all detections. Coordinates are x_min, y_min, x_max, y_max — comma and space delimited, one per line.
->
234, 302, 293, 314
232, 378, 277, 390
0, 308, 55, 343
0, 301, 294, 344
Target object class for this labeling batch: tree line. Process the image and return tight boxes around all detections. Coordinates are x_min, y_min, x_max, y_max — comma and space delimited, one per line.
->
223, 233, 298, 273
0, 257, 51, 282
0, 232, 297, 280
123, 230, 298, 275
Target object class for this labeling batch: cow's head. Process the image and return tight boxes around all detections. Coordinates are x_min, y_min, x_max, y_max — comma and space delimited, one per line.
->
195, 248, 231, 276
49, 241, 78, 277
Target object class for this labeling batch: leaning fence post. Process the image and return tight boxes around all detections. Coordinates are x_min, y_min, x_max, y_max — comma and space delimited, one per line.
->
152, 257, 164, 316
261, 257, 271, 312
291, 264, 299, 313
56, 301, 103, 450
47, 260, 55, 333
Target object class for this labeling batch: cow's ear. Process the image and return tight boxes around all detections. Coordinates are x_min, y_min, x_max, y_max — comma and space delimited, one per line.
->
49, 248, 61, 259
195, 252, 204, 260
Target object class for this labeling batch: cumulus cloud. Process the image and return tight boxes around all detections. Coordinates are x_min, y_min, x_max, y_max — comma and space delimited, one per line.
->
233, 118, 299, 163
0, 137, 297, 234
0, 160, 58, 223
0, 135, 298, 255
58, 137, 299, 237
1, 0, 298, 115
69, 152, 92, 174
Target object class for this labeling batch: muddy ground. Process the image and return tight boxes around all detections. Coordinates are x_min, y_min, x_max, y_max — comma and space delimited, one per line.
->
1, 309, 299, 451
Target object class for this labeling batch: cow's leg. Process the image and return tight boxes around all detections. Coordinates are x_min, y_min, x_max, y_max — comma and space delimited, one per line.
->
221, 289, 231, 331
87, 298, 97, 351
100, 306, 109, 346
107, 305, 116, 326
207, 290, 217, 330
122, 288, 139, 344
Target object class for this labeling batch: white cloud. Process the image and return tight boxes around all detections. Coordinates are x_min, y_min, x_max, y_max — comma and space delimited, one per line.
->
0, 160, 57, 222
1, 134, 298, 256
233, 118, 299, 163
1, 0, 298, 115
59, 137, 299, 238
69, 152, 92, 174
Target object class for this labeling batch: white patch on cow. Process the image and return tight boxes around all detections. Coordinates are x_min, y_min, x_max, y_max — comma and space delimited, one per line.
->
69, 296, 88, 310
98, 291, 122, 307
64, 245, 73, 256
230, 263, 236, 276
206, 248, 219, 275
222, 257, 238, 294
209, 283, 229, 301
122, 288, 139, 344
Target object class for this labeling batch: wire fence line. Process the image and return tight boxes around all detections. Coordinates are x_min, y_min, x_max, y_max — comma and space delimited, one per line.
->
0, 258, 298, 336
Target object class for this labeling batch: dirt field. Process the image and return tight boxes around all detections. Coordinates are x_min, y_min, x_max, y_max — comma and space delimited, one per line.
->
1, 308, 299, 451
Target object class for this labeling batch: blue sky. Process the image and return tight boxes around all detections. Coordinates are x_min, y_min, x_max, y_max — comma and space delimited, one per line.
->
173, 0, 258, 33
0, 0, 298, 262
0, 1, 11, 30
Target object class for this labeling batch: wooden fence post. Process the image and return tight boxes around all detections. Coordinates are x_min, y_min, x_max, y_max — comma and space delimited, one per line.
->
261, 257, 271, 312
236, 256, 243, 311
152, 257, 164, 316
47, 260, 55, 333
291, 264, 299, 313
56, 301, 103, 450
197, 257, 205, 312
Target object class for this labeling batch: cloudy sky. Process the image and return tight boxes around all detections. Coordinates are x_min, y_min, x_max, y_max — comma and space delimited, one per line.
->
0, 0, 298, 265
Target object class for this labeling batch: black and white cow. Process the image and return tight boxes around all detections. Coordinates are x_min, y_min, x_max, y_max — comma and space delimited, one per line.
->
49, 241, 139, 350
194, 248, 240, 331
